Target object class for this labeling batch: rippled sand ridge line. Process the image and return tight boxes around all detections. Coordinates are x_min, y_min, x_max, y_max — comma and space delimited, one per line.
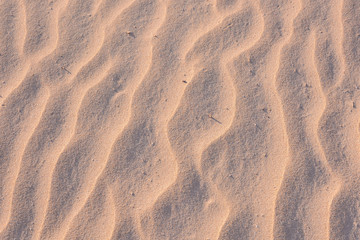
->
0, 0, 359, 239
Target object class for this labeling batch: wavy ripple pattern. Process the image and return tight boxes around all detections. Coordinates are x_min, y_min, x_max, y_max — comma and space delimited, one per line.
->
0, 0, 356, 239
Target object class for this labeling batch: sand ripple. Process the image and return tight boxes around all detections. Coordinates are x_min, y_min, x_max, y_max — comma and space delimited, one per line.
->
0, 0, 358, 239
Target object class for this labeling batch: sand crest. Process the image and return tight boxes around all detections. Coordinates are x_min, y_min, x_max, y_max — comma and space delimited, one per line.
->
0, 0, 358, 239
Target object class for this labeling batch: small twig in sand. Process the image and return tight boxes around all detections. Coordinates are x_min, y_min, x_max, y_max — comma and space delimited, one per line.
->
61, 66, 71, 74
254, 123, 261, 131
208, 114, 222, 124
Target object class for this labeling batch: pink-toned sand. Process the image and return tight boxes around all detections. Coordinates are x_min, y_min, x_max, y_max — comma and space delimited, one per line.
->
0, 0, 358, 239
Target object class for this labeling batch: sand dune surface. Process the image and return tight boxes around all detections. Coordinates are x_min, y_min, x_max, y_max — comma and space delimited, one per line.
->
0, 0, 359, 239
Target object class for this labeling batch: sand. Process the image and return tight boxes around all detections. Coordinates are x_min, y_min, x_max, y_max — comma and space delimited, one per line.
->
0, 0, 359, 239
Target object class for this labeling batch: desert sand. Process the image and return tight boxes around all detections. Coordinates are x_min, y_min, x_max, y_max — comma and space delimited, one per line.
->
0, 0, 359, 239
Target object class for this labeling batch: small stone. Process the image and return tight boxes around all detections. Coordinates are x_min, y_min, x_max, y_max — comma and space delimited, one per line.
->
126, 31, 135, 38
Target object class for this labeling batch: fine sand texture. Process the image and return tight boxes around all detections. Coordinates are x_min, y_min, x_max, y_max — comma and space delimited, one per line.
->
0, 0, 359, 239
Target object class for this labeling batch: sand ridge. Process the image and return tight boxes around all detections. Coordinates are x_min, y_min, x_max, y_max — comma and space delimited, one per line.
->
0, 0, 359, 239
